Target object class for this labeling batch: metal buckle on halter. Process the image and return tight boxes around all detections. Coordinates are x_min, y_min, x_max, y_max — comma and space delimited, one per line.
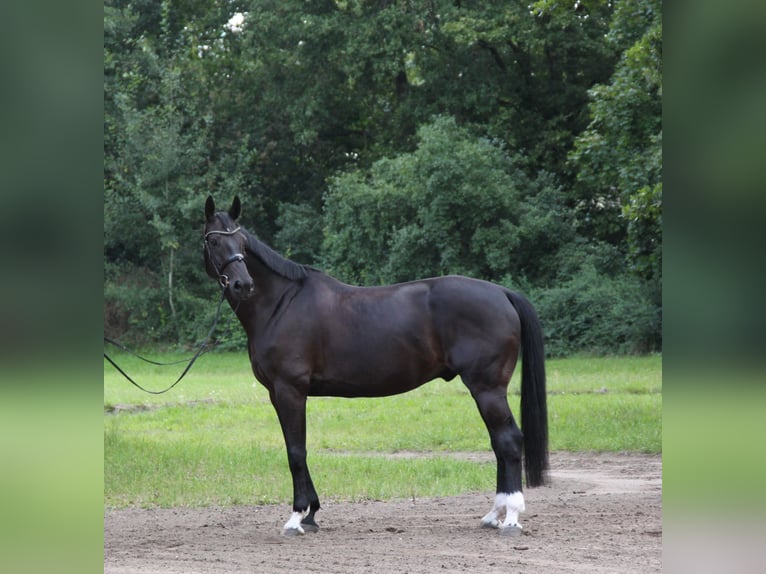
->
219, 274, 230, 288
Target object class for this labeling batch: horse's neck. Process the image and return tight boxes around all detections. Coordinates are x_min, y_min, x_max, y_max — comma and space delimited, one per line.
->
237, 261, 302, 327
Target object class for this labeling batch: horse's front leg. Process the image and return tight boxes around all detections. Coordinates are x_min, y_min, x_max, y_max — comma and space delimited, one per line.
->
270, 381, 321, 536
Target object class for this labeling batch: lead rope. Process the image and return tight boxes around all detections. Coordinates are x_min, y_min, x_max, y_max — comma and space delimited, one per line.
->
103, 287, 229, 395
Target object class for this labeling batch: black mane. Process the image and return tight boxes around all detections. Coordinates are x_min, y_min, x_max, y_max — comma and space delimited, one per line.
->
244, 229, 308, 281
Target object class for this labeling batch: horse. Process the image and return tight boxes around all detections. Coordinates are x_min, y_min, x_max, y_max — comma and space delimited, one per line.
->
203, 195, 548, 536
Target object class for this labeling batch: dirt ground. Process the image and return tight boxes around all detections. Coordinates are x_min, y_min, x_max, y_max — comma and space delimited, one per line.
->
104, 451, 661, 573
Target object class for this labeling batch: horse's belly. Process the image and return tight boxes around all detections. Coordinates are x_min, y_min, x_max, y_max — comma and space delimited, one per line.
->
307, 362, 440, 398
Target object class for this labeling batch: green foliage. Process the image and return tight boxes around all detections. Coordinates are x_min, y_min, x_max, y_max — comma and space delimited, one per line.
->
530, 260, 660, 357
104, 0, 661, 356
323, 117, 528, 284
432, 0, 616, 176
274, 202, 325, 264
569, 0, 662, 278
623, 181, 662, 280
509, 173, 577, 286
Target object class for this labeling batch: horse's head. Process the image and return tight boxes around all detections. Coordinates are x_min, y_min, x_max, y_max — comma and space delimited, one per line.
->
204, 195, 254, 301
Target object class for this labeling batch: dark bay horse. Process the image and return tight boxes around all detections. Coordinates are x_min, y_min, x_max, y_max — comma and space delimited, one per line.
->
204, 196, 548, 535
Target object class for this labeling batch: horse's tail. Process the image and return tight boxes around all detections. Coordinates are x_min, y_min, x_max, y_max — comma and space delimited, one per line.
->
505, 290, 549, 487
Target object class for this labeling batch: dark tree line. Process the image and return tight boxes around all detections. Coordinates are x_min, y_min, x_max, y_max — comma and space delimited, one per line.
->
105, 0, 661, 356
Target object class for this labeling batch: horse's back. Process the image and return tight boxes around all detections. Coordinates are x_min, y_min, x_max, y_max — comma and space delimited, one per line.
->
312, 273, 520, 356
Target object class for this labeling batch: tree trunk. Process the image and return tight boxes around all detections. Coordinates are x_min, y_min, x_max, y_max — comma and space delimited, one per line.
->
168, 247, 176, 320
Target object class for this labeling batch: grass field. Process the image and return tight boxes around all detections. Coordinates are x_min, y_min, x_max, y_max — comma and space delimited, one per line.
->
104, 352, 661, 508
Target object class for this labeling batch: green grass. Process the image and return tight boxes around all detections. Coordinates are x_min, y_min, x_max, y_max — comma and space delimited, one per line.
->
104, 352, 661, 508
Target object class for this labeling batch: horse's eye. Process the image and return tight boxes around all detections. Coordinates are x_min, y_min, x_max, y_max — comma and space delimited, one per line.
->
209, 238, 218, 247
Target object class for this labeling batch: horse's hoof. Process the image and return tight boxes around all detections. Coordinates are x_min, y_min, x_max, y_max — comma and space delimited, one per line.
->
282, 527, 304, 537
499, 525, 523, 537
481, 520, 499, 530
301, 521, 319, 534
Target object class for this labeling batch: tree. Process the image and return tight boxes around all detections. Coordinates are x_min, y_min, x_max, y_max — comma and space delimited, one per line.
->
104, 0, 239, 344
103, 0, 662, 354
323, 117, 555, 285
569, 0, 662, 280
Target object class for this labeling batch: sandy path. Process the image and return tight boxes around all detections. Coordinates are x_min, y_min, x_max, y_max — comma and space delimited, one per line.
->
105, 451, 661, 573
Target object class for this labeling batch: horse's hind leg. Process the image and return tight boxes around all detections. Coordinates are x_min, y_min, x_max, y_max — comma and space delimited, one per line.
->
466, 380, 526, 533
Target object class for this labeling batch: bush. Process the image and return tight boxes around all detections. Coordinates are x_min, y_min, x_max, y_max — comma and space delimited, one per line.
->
104, 260, 240, 351
322, 116, 528, 284
530, 263, 659, 357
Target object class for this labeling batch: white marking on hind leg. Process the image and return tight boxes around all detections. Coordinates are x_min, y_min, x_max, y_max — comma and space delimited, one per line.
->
500, 491, 525, 528
481, 500, 501, 529
284, 510, 306, 534
481, 492, 525, 529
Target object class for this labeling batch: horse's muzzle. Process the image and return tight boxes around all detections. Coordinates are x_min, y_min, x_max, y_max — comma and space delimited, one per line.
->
226, 276, 254, 300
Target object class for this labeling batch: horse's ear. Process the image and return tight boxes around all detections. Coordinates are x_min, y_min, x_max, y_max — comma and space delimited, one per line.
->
205, 195, 216, 221
229, 195, 242, 220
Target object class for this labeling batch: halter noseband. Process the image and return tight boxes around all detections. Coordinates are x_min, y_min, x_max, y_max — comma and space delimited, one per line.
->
204, 226, 245, 288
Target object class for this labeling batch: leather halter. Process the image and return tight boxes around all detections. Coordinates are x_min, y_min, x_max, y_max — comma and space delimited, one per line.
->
204, 226, 245, 287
